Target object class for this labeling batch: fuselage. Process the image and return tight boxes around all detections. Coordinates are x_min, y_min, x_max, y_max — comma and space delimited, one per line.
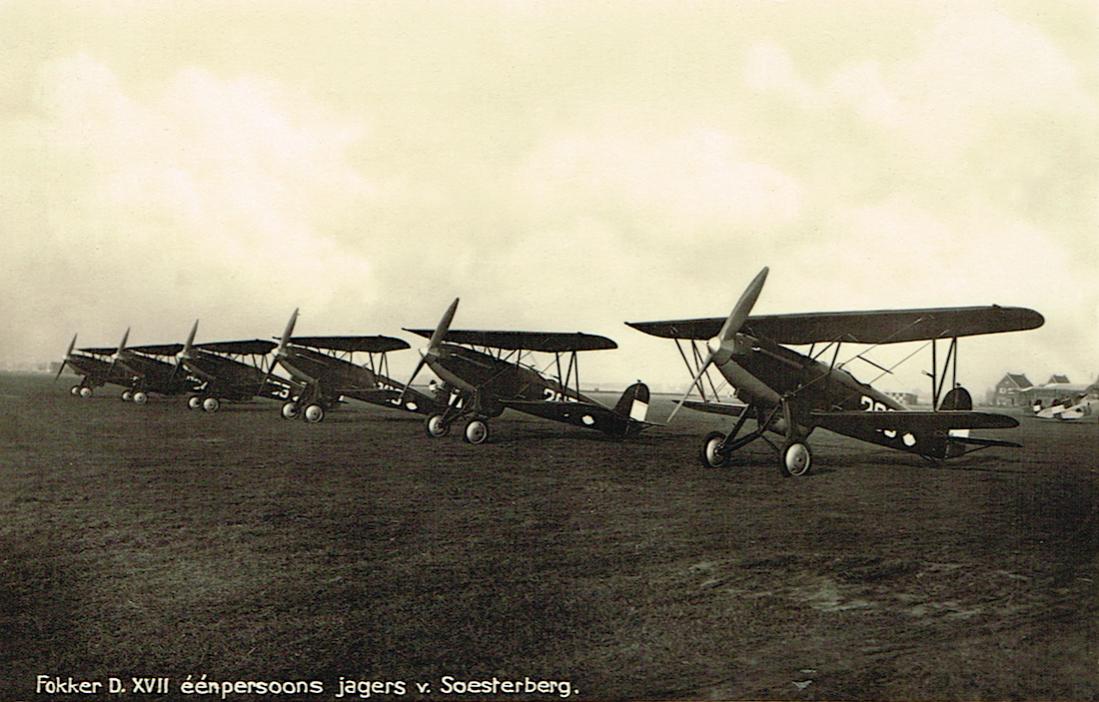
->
276, 346, 378, 395
182, 351, 278, 400
114, 351, 199, 395
65, 353, 135, 388
425, 344, 590, 416
717, 334, 958, 457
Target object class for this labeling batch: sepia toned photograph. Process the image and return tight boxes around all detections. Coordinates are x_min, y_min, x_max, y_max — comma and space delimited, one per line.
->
1, 1, 1096, 700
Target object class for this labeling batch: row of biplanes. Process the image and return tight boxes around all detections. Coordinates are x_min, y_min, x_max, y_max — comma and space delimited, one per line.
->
57, 268, 1046, 476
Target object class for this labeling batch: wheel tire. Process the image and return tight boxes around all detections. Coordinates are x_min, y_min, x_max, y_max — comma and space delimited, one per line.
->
303, 404, 325, 423
132, 391, 148, 405
463, 419, 489, 445
281, 402, 299, 420
780, 441, 812, 478
70, 385, 81, 396
202, 397, 221, 413
425, 414, 450, 438
79, 387, 93, 398
699, 431, 731, 468
188, 395, 202, 410
121, 390, 133, 402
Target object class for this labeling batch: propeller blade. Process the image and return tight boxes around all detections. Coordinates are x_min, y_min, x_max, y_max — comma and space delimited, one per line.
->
183, 320, 198, 357
667, 267, 769, 423
56, 333, 77, 381
276, 308, 299, 356
718, 266, 768, 341
398, 299, 458, 405
117, 327, 130, 355
397, 355, 430, 405
428, 298, 459, 351
668, 356, 714, 423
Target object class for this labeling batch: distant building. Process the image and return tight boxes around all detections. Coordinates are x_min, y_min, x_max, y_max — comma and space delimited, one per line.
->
991, 373, 1032, 407
1046, 374, 1070, 385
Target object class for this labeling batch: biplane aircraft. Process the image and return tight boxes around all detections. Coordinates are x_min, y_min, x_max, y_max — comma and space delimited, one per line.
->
176, 320, 295, 412
627, 268, 1044, 476
400, 298, 652, 444
58, 328, 201, 403
1031, 386, 1097, 421
267, 309, 445, 423
56, 333, 143, 398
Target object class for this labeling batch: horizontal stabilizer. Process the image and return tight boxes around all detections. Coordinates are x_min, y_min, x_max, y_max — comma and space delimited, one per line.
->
947, 436, 1022, 449
683, 400, 749, 417
502, 399, 652, 437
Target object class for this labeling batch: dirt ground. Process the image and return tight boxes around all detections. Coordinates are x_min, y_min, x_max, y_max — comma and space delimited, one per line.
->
2, 372, 1096, 700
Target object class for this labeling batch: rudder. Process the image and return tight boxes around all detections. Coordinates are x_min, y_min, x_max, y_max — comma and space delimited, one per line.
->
614, 381, 650, 422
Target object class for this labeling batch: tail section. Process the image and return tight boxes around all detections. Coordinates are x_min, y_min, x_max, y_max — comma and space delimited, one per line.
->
614, 381, 650, 422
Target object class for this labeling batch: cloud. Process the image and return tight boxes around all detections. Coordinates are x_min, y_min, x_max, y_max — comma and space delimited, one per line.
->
1, 54, 373, 352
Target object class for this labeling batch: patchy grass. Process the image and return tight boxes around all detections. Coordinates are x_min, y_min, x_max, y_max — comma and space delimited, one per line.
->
1, 373, 1097, 700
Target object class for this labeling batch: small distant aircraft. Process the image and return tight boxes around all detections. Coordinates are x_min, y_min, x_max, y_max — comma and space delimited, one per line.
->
55, 333, 140, 398
401, 298, 652, 444
627, 267, 1044, 476
267, 309, 445, 423
1031, 388, 1097, 421
175, 320, 295, 412
59, 328, 201, 403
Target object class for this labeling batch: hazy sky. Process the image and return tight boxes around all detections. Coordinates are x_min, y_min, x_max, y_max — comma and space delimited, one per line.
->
2, 0, 1096, 394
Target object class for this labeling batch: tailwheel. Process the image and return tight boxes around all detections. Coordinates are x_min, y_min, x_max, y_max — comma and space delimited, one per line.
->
70, 385, 81, 396
79, 387, 93, 398
202, 397, 221, 413
132, 391, 148, 405
780, 440, 812, 478
188, 395, 202, 410
303, 403, 326, 423
699, 431, 732, 468
281, 401, 299, 420
463, 419, 489, 445
425, 414, 450, 438
121, 390, 133, 402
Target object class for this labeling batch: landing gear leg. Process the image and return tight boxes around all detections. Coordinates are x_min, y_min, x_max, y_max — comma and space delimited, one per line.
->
698, 404, 773, 468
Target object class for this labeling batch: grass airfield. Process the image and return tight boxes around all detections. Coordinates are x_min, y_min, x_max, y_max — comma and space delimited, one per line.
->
2, 372, 1097, 700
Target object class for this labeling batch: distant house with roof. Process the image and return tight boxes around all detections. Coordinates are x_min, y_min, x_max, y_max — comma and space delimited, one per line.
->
1046, 374, 1070, 385
991, 372, 1032, 407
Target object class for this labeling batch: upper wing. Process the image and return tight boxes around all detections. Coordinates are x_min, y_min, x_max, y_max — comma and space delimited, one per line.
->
126, 343, 184, 356
627, 305, 1044, 345
288, 336, 410, 353
402, 329, 617, 352
196, 339, 277, 355
810, 410, 1019, 434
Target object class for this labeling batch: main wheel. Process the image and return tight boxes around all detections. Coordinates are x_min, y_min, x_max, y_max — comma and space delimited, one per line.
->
79, 387, 93, 398
303, 403, 326, 423
70, 385, 81, 396
132, 391, 148, 405
463, 419, 489, 445
780, 441, 812, 477
188, 395, 202, 410
699, 431, 731, 468
121, 390, 133, 402
202, 397, 221, 413
281, 401, 299, 420
425, 414, 450, 438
